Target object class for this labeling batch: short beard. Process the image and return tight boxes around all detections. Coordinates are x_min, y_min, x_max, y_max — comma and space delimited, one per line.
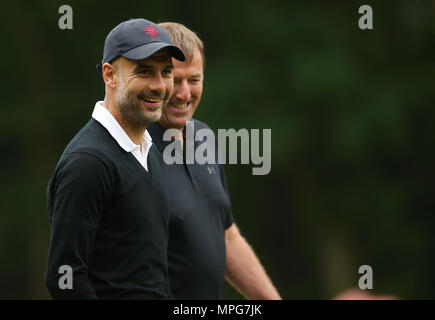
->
115, 75, 164, 128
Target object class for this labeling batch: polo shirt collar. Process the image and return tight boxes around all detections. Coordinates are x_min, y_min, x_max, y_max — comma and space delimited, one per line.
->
92, 101, 152, 153
148, 120, 199, 153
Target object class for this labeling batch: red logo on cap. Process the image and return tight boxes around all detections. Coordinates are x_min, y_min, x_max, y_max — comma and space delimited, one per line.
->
144, 25, 159, 40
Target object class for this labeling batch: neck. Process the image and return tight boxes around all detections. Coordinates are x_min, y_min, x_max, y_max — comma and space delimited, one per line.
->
103, 99, 146, 145
119, 119, 146, 146
159, 120, 184, 148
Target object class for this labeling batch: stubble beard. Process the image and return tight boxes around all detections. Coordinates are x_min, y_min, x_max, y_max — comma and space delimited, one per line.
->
115, 77, 164, 128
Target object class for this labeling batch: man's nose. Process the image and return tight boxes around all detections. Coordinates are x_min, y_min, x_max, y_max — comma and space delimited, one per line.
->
148, 74, 166, 93
174, 81, 191, 101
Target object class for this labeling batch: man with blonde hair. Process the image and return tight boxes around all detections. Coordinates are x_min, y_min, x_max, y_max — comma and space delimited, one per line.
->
147, 22, 281, 299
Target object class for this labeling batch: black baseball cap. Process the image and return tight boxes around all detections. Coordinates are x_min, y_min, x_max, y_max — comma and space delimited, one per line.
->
97, 18, 185, 70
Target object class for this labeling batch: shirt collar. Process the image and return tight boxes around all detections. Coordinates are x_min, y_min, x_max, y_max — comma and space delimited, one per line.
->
92, 101, 152, 153
148, 119, 202, 153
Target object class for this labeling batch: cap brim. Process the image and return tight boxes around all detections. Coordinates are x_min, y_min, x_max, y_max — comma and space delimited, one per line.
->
121, 42, 185, 62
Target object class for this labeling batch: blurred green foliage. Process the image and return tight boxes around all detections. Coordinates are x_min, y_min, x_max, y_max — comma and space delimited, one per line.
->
1, 0, 435, 299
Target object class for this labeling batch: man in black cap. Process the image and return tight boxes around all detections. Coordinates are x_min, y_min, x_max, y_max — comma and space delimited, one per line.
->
45, 18, 185, 299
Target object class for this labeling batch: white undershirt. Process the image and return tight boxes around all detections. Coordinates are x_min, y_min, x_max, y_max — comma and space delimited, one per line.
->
91, 101, 152, 171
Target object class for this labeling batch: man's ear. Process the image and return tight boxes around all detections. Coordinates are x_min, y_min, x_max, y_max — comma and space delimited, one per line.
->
102, 62, 118, 88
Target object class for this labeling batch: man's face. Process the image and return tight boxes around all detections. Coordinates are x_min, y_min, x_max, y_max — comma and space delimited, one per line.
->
114, 49, 174, 127
159, 47, 203, 130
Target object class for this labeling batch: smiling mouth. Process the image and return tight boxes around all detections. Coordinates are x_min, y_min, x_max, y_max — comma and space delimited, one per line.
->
142, 97, 162, 103
170, 102, 189, 110
140, 97, 164, 111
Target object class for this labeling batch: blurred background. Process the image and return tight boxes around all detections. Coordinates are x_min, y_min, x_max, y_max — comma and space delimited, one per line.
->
1, 0, 435, 299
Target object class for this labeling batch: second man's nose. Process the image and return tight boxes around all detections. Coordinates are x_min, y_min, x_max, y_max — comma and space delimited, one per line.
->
174, 81, 191, 101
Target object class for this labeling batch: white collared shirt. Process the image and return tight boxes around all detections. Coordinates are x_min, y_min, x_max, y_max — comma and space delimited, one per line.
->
92, 101, 153, 171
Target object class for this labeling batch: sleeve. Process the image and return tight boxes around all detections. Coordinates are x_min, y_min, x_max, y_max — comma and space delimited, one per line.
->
219, 163, 235, 229
45, 151, 113, 299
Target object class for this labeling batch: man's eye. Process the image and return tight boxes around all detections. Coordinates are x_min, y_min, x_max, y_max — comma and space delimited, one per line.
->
162, 69, 173, 76
138, 69, 151, 75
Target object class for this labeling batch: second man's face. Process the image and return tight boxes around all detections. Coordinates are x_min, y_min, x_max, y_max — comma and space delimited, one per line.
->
159, 47, 204, 130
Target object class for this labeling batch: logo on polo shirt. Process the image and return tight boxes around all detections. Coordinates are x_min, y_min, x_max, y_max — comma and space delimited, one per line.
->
207, 166, 216, 175
144, 25, 159, 39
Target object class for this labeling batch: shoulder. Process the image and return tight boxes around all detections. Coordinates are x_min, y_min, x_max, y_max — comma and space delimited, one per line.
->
52, 120, 121, 188
61, 119, 119, 165
49, 149, 117, 200
191, 118, 213, 132
191, 119, 217, 142
55, 151, 112, 184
